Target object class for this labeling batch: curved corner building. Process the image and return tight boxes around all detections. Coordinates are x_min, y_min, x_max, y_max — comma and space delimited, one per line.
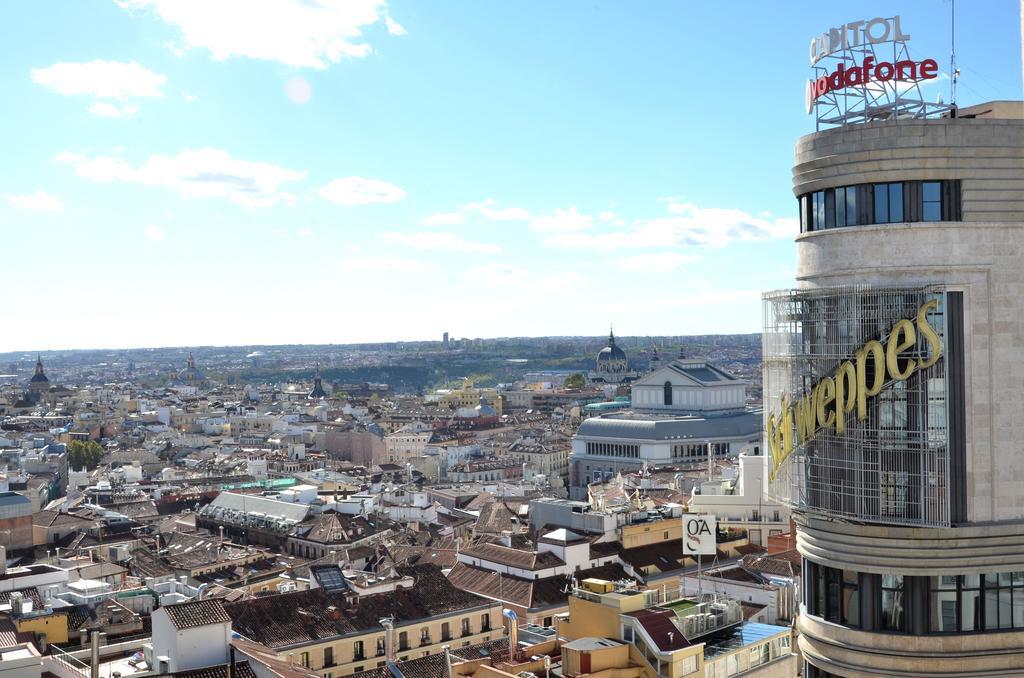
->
762, 100, 1024, 677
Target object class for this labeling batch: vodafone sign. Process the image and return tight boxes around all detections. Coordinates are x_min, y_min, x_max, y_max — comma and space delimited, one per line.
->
805, 16, 940, 115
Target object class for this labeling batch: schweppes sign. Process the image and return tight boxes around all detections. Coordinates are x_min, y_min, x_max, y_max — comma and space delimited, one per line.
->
767, 300, 942, 482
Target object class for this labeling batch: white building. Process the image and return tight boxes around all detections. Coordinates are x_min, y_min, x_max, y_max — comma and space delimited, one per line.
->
569, 359, 761, 499
689, 453, 789, 546
147, 598, 232, 673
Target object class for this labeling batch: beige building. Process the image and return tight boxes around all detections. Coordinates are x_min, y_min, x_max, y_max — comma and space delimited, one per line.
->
437, 387, 504, 415
225, 565, 503, 678
558, 579, 796, 678
764, 101, 1024, 677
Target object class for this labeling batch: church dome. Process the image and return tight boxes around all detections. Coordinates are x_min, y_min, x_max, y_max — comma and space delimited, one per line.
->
475, 395, 498, 417
176, 353, 205, 383
597, 330, 627, 364
30, 356, 49, 384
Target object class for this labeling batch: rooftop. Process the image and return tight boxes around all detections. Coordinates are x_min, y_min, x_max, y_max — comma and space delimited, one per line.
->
162, 598, 232, 630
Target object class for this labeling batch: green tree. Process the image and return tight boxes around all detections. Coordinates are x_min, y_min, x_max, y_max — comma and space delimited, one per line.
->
564, 373, 586, 389
67, 439, 104, 471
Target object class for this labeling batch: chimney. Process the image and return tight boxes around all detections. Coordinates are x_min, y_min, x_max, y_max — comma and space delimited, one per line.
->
442, 646, 453, 678
380, 618, 395, 662
90, 631, 102, 678
503, 609, 519, 661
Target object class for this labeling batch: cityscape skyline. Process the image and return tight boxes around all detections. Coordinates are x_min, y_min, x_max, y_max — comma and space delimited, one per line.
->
3, 1, 1021, 352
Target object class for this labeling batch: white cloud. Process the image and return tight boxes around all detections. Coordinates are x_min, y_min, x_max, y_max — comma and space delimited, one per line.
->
385, 16, 407, 36
464, 264, 587, 293
298, 228, 314, 237
319, 177, 405, 206
59, 148, 306, 208
598, 210, 617, 222
546, 201, 797, 251
145, 224, 165, 240
382, 232, 499, 254
617, 252, 698, 273
462, 198, 529, 221
340, 255, 432, 272
182, 91, 199, 102
5, 190, 64, 212
89, 101, 139, 117
31, 60, 167, 99
118, 0, 400, 69
421, 212, 465, 226
529, 206, 593, 233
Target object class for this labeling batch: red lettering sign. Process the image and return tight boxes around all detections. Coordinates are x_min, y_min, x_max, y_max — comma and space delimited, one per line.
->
808, 57, 939, 102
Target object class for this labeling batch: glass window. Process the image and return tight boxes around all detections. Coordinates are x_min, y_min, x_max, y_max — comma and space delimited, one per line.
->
929, 576, 958, 633
835, 187, 847, 227
814, 191, 825, 230
826, 568, 842, 623
923, 181, 941, 221
842, 570, 859, 627
846, 185, 857, 225
881, 574, 905, 631
873, 183, 889, 223
889, 183, 904, 222
962, 574, 981, 632
825, 189, 835, 229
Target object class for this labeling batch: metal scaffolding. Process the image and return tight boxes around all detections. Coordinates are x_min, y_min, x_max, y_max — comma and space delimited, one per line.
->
762, 285, 950, 527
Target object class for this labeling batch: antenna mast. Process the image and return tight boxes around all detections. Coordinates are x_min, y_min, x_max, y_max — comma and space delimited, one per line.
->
950, 0, 959, 105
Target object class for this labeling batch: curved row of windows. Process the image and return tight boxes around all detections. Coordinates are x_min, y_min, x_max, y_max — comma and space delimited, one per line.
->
584, 442, 640, 458
805, 561, 1024, 634
799, 179, 961, 233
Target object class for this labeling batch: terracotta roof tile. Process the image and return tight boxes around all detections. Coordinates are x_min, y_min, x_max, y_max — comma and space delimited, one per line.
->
163, 598, 232, 630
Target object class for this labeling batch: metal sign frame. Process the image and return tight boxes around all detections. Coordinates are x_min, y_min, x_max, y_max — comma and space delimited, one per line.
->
808, 16, 952, 129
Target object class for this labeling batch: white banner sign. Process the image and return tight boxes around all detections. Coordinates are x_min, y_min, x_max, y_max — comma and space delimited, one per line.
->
682, 514, 717, 556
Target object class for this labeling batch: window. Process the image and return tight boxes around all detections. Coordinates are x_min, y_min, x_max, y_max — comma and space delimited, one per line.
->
324, 647, 334, 667
441, 622, 451, 641
299, 653, 310, 668
398, 631, 409, 651
376, 638, 386, 657
881, 575, 905, 632
663, 381, 672, 406
481, 614, 491, 631
420, 627, 430, 645
461, 618, 471, 637
353, 641, 364, 662
841, 570, 859, 627
922, 181, 942, 221
803, 179, 958, 232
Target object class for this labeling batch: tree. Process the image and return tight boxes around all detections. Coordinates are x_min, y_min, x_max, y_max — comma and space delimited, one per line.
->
564, 373, 586, 389
67, 439, 104, 471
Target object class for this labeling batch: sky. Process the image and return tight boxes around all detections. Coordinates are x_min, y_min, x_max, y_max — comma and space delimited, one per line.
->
1, 1, 1021, 352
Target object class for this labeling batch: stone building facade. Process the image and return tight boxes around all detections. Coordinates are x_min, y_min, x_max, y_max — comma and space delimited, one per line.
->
767, 101, 1024, 677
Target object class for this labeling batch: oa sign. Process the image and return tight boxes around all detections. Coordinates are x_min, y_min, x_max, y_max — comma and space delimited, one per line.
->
805, 16, 939, 114
682, 514, 717, 556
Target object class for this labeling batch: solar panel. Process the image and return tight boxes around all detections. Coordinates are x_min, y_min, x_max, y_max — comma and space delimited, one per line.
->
314, 567, 347, 592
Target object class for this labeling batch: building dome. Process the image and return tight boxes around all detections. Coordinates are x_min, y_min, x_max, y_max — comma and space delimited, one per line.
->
596, 330, 627, 366
176, 352, 205, 384
29, 356, 49, 384
475, 395, 498, 417
308, 364, 327, 399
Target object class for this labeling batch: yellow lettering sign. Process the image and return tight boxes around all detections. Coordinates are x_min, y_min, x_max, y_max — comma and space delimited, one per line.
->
767, 300, 943, 482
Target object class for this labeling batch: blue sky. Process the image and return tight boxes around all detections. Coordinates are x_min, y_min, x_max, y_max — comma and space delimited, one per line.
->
1, 1, 1020, 351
